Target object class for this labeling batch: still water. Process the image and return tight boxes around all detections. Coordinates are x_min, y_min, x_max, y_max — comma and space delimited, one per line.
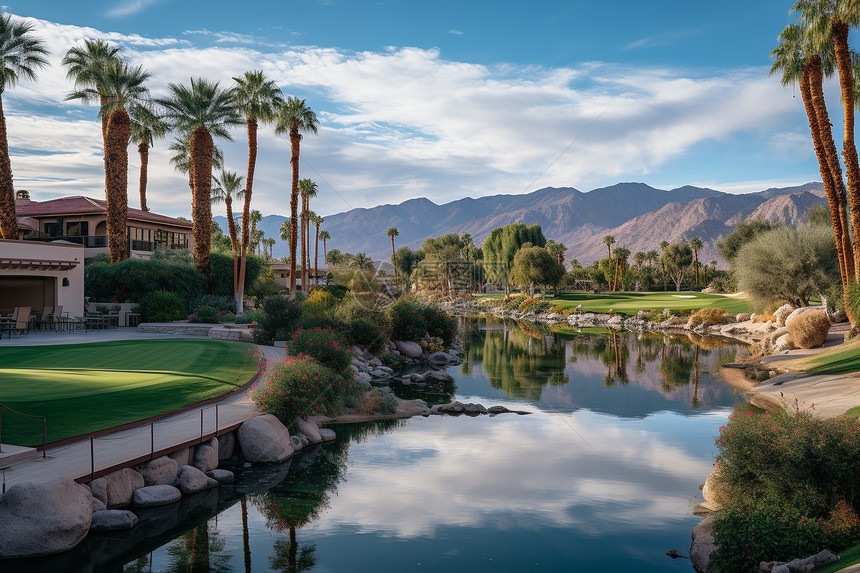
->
18, 319, 749, 572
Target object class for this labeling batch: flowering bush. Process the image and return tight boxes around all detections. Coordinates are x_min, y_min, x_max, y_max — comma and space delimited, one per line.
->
518, 297, 552, 314
254, 296, 303, 345
289, 327, 352, 377
250, 355, 349, 422
346, 317, 389, 355
389, 298, 456, 345
188, 305, 219, 323
419, 336, 445, 354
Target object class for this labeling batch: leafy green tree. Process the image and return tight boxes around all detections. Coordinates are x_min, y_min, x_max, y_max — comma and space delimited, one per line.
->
395, 246, 424, 288
325, 248, 345, 267
546, 239, 566, 265
511, 246, 565, 294
612, 247, 630, 291
482, 223, 547, 295
717, 220, 780, 263
663, 241, 693, 291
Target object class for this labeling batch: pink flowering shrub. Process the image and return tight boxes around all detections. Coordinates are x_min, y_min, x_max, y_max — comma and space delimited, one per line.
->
289, 327, 353, 377
250, 355, 349, 423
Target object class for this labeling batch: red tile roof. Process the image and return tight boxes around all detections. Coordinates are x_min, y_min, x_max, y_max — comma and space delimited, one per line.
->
16, 196, 192, 229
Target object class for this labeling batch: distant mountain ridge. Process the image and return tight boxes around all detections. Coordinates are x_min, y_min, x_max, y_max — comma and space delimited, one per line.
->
215, 181, 826, 268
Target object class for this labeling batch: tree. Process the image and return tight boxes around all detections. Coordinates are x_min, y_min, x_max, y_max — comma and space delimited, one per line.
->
62, 39, 120, 150
510, 246, 565, 295
659, 241, 669, 291
129, 102, 167, 212
663, 242, 693, 291
298, 178, 318, 293
275, 97, 319, 296
395, 246, 424, 289
690, 237, 703, 286
350, 252, 374, 273
280, 219, 292, 242
233, 71, 283, 311
0, 15, 47, 240
387, 227, 399, 283
612, 247, 630, 292
603, 235, 615, 260
312, 213, 323, 286
546, 239, 566, 266
212, 169, 244, 291
158, 78, 241, 274
717, 220, 780, 263
70, 59, 150, 262
325, 248, 344, 267
249, 209, 262, 254
482, 223, 547, 295
319, 229, 330, 263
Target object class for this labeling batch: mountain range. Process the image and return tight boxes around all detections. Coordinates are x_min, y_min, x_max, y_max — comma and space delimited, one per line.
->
215, 181, 827, 268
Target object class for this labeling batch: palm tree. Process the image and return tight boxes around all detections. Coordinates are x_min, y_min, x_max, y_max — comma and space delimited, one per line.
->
280, 219, 292, 242
659, 241, 669, 291
275, 97, 319, 296
319, 229, 330, 263
233, 71, 283, 312
612, 247, 630, 292
129, 102, 168, 211
387, 227, 399, 284
602, 235, 615, 260
157, 78, 241, 273
69, 59, 150, 262
690, 237, 703, 286
298, 178, 319, 292
0, 15, 47, 240
212, 169, 244, 291
351, 252, 374, 273
169, 134, 225, 190
62, 39, 120, 149
312, 214, 323, 286
248, 208, 263, 254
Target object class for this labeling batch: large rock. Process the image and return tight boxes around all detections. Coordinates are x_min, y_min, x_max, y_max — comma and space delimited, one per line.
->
100, 467, 145, 508
774, 304, 796, 328
736, 312, 751, 322
393, 340, 422, 358
425, 370, 454, 383
90, 509, 139, 531
427, 351, 451, 365
192, 438, 219, 473
177, 465, 219, 494
296, 418, 322, 444
237, 414, 294, 463
167, 447, 190, 467
133, 485, 182, 507
134, 456, 179, 486
218, 431, 238, 461
319, 428, 336, 442
690, 515, 716, 573
206, 469, 235, 483
0, 477, 92, 558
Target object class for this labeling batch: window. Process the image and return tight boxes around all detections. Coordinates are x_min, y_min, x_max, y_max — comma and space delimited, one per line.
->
66, 221, 89, 237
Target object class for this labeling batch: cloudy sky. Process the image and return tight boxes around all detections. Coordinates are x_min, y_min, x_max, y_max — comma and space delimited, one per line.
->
3, 1, 839, 219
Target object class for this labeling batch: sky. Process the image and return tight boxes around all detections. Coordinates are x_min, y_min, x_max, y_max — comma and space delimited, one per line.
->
2, 0, 845, 220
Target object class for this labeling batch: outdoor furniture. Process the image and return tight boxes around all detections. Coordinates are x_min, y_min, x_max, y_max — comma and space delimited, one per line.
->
0, 306, 31, 339
127, 312, 141, 327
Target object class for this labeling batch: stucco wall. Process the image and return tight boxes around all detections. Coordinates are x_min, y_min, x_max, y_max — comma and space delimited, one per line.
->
0, 240, 85, 318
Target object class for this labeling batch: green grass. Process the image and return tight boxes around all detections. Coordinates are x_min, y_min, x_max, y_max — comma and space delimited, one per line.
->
807, 343, 860, 376
0, 339, 258, 446
477, 291, 751, 315
817, 542, 860, 572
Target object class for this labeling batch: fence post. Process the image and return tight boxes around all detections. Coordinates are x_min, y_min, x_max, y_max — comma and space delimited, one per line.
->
42, 418, 46, 459
151, 423, 155, 460
215, 405, 219, 436
90, 437, 94, 481
200, 409, 204, 442
0, 411, 3, 453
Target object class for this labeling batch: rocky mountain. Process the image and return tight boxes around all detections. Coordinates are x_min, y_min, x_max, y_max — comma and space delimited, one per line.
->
215, 181, 826, 267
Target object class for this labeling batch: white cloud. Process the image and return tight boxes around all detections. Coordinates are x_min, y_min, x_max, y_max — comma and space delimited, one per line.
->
449, 29, 463, 36
106, 0, 163, 18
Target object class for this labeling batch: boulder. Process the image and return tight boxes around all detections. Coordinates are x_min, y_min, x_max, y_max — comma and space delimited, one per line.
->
218, 431, 237, 461
690, 515, 716, 573
0, 477, 92, 558
167, 447, 190, 467
177, 465, 218, 494
289, 435, 307, 451
90, 509, 138, 531
487, 405, 511, 415
91, 496, 107, 513
206, 469, 235, 483
133, 485, 182, 507
101, 467, 145, 508
736, 312, 751, 322
134, 456, 179, 486
833, 309, 848, 323
774, 334, 792, 352
237, 414, 294, 463
425, 370, 454, 383
297, 418, 322, 444
191, 438, 219, 473
355, 371, 373, 386
774, 304, 796, 327
89, 478, 107, 506
370, 368, 390, 378
319, 428, 336, 442
427, 351, 450, 365
785, 306, 825, 328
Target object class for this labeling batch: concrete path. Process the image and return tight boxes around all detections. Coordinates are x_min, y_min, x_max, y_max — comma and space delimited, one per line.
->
0, 331, 284, 490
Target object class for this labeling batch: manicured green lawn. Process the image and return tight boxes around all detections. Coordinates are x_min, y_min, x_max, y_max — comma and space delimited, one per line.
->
817, 543, 860, 572
477, 291, 751, 315
0, 339, 258, 446
807, 342, 860, 376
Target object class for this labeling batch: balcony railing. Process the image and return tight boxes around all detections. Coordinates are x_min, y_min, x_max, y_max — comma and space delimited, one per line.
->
22, 234, 187, 252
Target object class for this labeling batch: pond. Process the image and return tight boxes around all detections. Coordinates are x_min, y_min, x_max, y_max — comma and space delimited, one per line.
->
18, 319, 750, 572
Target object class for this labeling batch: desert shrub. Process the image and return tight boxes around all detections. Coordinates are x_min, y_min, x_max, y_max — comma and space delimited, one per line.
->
234, 308, 264, 325
752, 314, 776, 324
706, 274, 737, 294
336, 293, 389, 328
347, 317, 388, 355
188, 294, 236, 313
138, 290, 185, 323
787, 310, 830, 349
687, 308, 727, 327
419, 335, 445, 354
381, 352, 408, 371
305, 289, 340, 312
389, 299, 428, 342
289, 327, 352, 377
324, 284, 350, 300
251, 356, 349, 423
356, 388, 398, 415
188, 305, 219, 323
254, 296, 303, 345
85, 258, 204, 304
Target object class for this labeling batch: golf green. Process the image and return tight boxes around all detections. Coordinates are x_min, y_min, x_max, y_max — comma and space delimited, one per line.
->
478, 291, 752, 315
0, 339, 258, 446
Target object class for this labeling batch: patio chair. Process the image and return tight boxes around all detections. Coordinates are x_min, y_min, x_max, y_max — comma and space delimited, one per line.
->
1, 306, 31, 339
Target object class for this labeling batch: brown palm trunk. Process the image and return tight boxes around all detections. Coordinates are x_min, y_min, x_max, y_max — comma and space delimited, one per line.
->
323, 237, 327, 262
238, 118, 257, 310
314, 223, 320, 286
226, 196, 239, 292
0, 94, 18, 240
138, 142, 149, 211
289, 126, 300, 296
105, 109, 130, 263
693, 251, 699, 286
832, 20, 860, 281
301, 192, 308, 292
391, 236, 397, 286
190, 125, 214, 274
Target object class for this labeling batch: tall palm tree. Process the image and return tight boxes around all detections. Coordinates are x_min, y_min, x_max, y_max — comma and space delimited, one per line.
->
298, 179, 319, 292
280, 218, 292, 242
275, 97, 319, 296
613, 247, 630, 292
602, 235, 615, 260
690, 237, 703, 286
212, 169, 244, 291
129, 102, 167, 212
659, 241, 669, 291
157, 78, 241, 273
319, 229, 330, 263
387, 227, 399, 284
69, 59, 150, 262
312, 214, 323, 286
233, 71, 283, 312
0, 15, 47, 240
62, 39, 120, 150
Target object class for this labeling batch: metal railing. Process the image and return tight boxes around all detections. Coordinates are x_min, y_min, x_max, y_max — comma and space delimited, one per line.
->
0, 402, 47, 458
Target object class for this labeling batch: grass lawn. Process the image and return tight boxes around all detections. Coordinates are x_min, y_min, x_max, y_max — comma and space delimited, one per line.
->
0, 339, 258, 446
476, 291, 752, 315
818, 543, 860, 572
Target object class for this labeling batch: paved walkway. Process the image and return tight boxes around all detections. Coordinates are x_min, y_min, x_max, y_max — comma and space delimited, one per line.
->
0, 330, 284, 490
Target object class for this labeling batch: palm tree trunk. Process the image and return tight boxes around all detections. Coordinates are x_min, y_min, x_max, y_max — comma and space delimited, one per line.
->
190, 125, 214, 274
289, 126, 300, 296
241, 499, 251, 573
226, 196, 239, 293
693, 251, 699, 286
391, 236, 397, 286
314, 223, 320, 286
238, 118, 258, 313
138, 143, 149, 211
0, 94, 18, 240
105, 109, 131, 263
323, 237, 327, 263
301, 192, 308, 293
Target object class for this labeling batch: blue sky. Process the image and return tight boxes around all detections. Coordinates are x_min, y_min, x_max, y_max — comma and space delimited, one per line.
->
2, 1, 843, 219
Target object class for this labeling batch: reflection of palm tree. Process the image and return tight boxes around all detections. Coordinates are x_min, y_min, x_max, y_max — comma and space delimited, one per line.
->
271, 534, 317, 573
241, 498, 251, 573
691, 345, 701, 408
165, 519, 232, 573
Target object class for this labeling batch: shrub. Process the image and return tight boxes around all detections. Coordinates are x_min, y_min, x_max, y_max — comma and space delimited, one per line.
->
503, 294, 528, 311
787, 310, 830, 349
253, 296, 303, 345
356, 388, 398, 415
138, 290, 185, 323
707, 274, 737, 294
419, 336, 445, 354
216, 310, 235, 323
688, 308, 727, 327
208, 252, 263, 297
250, 356, 349, 423
420, 305, 457, 345
381, 352, 408, 371
389, 299, 427, 342
347, 317, 388, 355
752, 314, 776, 324
188, 294, 236, 313
85, 258, 204, 304
289, 327, 352, 377
234, 309, 264, 325
188, 305, 219, 323
336, 293, 389, 327
305, 289, 340, 311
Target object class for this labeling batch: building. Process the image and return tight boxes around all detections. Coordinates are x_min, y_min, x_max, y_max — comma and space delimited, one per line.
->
272, 263, 331, 289
15, 190, 192, 259
0, 239, 85, 318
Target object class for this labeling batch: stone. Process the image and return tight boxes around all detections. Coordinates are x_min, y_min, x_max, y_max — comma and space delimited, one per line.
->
0, 477, 92, 558
289, 435, 306, 451
206, 469, 235, 483
319, 428, 336, 442
134, 456, 179, 486
781, 549, 838, 572
91, 496, 107, 513
355, 371, 373, 385
218, 431, 238, 461
167, 447, 191, 467
427, 351, 450, 365
297, 418, 322, 444
409, 373, 426, 382
237, 414, 294, 463
774, 304, 796, 327
736, 312, 751, 322
89, 477, 107, 506
192, 438, 219, 473
637, 310, 647, 319
425, 370, 454, 383
690, 515, 715, 573
133, 485, 182, 507
101, 467, 145, 508
487, 405, 511, 414
368, 357, 382, 367
90, 509, 138, 531
774, 334, 792, 352
177, 465, 218, 494
663, 308, 671, 316
833, 309, 848, 323
370, 368, 389, 378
